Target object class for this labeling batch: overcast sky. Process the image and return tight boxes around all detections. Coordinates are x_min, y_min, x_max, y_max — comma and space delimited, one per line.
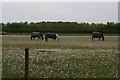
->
2, 2, 118, 24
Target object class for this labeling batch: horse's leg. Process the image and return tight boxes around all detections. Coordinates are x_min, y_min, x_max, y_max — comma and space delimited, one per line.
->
54, 38, 57, 42
99, 37, 101, 41
92, 36, 94, 40
38, 37, 40, 39
41, 36, 44, 40
52, 39, 54, 42
33, 37, 35, 40
98, 37, 100, 40
45, 37, 48, 42
31, 36, 32, 40
52, 37, 55, 42
53, 38, 56, 41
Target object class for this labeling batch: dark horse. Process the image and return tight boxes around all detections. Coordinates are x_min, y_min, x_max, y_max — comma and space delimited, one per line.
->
31, 32, 44, 40
45, 32, 59, 42
92, 32, 104, 41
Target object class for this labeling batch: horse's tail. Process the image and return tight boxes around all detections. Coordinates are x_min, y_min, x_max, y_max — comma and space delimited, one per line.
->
101, 33, 104, 41
41, 34, 44, 40
31, 36, 32, 40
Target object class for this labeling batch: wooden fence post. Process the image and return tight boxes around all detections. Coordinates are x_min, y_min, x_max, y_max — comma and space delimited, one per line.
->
25, 48, 29, 80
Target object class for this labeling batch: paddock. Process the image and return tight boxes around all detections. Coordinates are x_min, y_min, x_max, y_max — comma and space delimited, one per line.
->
2, 35, 118, 78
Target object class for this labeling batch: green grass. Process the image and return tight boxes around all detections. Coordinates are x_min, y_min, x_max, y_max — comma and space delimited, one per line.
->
2, 35, 118, 49
2, 35, 118, 78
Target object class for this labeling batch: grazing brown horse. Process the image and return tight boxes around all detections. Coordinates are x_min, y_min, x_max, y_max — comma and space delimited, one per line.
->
92, 32, 104, 41
31, 32, 44, 40
45, 32, 59, 42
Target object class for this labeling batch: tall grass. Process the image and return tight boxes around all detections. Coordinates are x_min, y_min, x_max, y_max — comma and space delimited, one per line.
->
2, 35, 118, 78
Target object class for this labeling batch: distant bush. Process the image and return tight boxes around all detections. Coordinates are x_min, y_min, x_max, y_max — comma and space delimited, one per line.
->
1, 22, 119, 34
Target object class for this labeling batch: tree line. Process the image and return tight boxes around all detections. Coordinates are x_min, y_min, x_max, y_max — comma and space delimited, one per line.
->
1, 21, 120, 34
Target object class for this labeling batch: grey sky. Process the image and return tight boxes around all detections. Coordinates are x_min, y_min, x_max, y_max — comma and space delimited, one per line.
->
2, 2, 118, 23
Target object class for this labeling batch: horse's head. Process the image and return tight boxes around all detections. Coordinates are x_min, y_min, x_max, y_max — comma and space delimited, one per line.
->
101, 34, 104, 41
102, 37, 104, 41
55, 33, 59, 42
55, 34, 58, 38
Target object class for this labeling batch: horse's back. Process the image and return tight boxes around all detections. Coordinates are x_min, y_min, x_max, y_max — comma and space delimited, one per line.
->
92, 32, 102, 37
31, 32, 40, 37
92, 32, 102, 34
45, 33, 56, 38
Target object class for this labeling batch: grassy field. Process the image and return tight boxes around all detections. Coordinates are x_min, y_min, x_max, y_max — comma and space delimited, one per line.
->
2, 35, 118, 78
